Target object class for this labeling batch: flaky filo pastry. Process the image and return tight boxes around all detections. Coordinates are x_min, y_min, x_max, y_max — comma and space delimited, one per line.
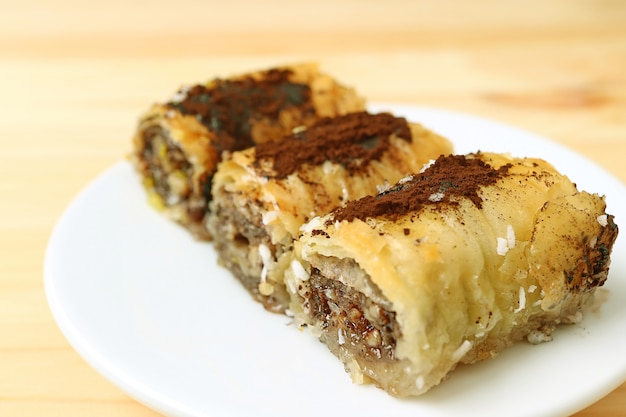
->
285, 152, 618, 397
208, 112, 453, 313
131, 63, 365, 239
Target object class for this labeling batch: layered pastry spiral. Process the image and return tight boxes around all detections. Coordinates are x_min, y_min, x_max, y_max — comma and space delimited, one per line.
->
131, 63, 365, 239
208, 111, 452, 312
285, 153, 617, 396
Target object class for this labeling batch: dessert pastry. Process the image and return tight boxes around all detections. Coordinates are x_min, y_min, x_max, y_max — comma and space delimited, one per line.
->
131, 63, 365, 239
285, 152, 618, 397
208, 112, 453, 313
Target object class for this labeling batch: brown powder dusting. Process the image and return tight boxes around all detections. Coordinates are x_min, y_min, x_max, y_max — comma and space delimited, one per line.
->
329, 154, 512, 224
254, 112, 412, 178
166, 68, 313, 153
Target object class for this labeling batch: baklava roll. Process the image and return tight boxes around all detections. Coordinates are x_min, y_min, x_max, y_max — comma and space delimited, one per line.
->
208, 112, 453, 313
286, 152, 618, 397
131, 63, 365, 239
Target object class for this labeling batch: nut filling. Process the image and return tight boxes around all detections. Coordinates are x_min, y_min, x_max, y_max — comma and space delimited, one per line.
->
140, 126, 209, 223
305, 269, 401, 364
210, 190, 291, 313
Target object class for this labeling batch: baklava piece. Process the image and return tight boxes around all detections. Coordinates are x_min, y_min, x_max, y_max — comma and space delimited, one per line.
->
208, 112, 453, 313
286, 152, 618, 397
131, 63, 365, 239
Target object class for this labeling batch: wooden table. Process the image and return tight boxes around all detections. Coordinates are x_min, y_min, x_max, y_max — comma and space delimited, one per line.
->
1, 0, 625, 415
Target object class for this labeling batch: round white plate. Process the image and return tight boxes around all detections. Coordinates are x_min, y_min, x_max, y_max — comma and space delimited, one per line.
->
45, 105, 626, 417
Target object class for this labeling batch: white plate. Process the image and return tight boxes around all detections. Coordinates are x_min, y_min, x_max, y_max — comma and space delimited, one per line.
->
45, 105, 626, 417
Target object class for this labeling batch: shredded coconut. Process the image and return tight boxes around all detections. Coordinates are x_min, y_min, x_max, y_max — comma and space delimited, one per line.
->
419, 159, 436, 173
300, 216, 323, 234
398, 174, 415, 184
262, 211, 280, 225
322, 160, 336, 175
497, 237, 509, 255
451, 340, 473, 362
497, 225, 516, 255
513, 286, 526, 313
341, 186, 349, 202
258, 244, 272, 282
166, 194, 180, 205
291, 259, 309, 282
528, 285, 537, 294
507, 224, 516, 249
415, 376, 425, 390
240, 174, 258, 184
376, 180, 391, 194
285, 277, 296, 294
292, 125, 307, 134
338, 328, 346, 345
428, 192, 445, 202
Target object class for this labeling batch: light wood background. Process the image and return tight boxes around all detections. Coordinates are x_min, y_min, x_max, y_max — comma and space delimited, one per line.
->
1, 0, 625, 416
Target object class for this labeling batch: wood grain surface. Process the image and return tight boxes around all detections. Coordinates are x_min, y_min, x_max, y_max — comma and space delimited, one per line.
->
1, 0, 625, 416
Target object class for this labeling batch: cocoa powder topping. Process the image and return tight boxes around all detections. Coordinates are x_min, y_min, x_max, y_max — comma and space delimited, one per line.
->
329, 154, 512, 223
254, 112, 412, 178
167, 68, 313, 153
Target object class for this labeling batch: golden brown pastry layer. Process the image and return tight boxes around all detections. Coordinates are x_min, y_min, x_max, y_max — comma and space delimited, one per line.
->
130, 63, 365, 239
208, 112, 453, 313
286, 152, 618, 397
